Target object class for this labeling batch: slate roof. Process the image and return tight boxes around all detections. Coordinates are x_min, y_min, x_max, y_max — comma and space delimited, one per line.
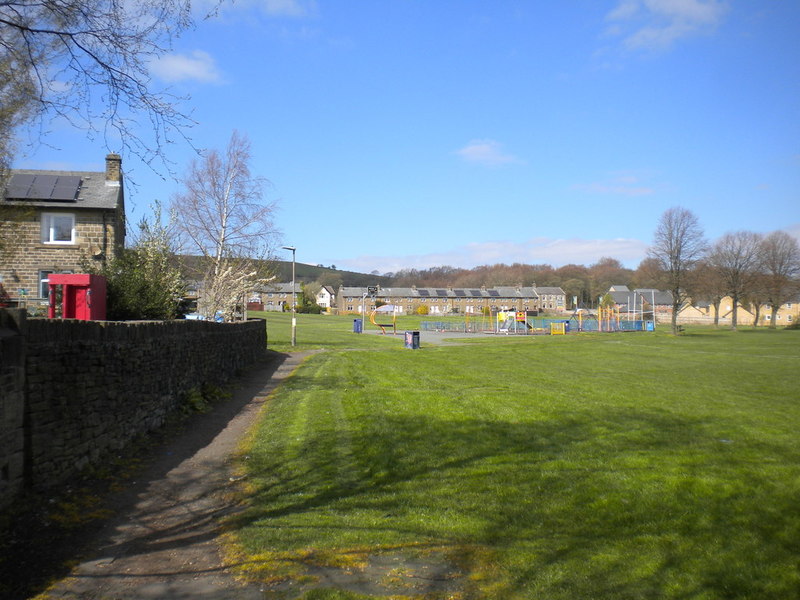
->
3, 168, 122, 210
607, 286, 673, 308
635, 289, 673, 306
535, 287, 565, 296
260, 282, 301, 293
338, 286, 558, 300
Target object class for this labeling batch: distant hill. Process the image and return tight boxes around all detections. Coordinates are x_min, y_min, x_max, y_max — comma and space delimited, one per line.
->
175, 255, 390, 288
273, 261, 392, 287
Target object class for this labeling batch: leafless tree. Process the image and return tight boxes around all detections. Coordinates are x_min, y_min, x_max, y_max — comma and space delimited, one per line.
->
172, 131, 278, 320
632, 257, 668, 290
589, 257, 633, 299
647, 207, 707, 334
691, 260, 727, 326
759, 230, 800, 328
742, 272, 770, 327
708, 231, 763, 330
0, 0, 218, 169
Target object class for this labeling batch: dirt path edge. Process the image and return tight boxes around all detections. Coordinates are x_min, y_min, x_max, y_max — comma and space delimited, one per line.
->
23, 350, 313, 600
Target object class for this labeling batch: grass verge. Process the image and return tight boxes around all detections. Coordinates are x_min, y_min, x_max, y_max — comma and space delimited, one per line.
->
229, 320, 800, 598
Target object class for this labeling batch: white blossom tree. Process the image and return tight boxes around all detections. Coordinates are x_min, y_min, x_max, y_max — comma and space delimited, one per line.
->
171, 131, 278, 320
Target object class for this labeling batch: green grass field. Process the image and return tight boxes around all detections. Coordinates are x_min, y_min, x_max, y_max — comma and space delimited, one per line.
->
230, 313, 800, 599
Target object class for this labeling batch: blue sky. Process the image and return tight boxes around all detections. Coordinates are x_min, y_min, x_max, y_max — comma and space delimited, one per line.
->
16, 1, 800, 273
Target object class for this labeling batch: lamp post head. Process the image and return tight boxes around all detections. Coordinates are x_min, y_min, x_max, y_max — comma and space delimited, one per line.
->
282, 246, 296, 253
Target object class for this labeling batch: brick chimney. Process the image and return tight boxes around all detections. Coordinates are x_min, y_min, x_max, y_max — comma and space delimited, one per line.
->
105, 153, 122, 186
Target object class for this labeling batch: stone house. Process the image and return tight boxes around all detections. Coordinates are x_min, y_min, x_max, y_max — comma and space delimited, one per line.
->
335, 285, 566, 315
249, 282, 301, 311
679, 296, 799, 326
606, 285, 674, 320
1, 154, 126, 307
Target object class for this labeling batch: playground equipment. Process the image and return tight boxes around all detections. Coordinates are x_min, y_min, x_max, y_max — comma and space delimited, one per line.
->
598, 305, 620, 332
568, 305, 650, 332
369, 306, 397, 334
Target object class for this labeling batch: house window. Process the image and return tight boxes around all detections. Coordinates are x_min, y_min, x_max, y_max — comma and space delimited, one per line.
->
40, 269, 74, 298
765, 314, 771, 321
41, 213, 76, 244
39, 271, 54, 298
788, 315, 793, 322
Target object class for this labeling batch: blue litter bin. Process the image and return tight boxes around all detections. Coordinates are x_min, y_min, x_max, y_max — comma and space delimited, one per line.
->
404, 330, 420, 349
645, 321, 655, 331
353, 318, 363, 333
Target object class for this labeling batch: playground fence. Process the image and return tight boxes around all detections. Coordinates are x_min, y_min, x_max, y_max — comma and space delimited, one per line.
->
420, 320, 484, 333
420, 318, 650, 334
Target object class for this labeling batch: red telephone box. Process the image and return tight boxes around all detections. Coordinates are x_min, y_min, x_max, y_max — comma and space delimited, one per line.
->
47, 274, 107, 321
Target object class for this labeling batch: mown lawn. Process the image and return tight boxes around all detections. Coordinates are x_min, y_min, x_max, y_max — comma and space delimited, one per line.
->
231, 315, 800, 599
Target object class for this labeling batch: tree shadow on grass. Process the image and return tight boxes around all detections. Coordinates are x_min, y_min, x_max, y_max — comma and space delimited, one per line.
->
231, 406, 800, 599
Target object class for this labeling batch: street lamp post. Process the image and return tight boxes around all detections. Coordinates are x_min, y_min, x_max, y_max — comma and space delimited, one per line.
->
282, 246, 296, 346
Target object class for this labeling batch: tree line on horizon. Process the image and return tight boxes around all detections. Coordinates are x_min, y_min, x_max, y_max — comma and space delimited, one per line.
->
309, 208, 799, 336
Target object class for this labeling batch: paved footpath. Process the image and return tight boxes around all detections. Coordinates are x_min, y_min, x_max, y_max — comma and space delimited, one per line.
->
41, 351, 314, 600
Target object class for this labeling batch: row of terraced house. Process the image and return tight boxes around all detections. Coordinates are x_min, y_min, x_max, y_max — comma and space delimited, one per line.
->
335, 285, 566, 315
246, 285, 566, 315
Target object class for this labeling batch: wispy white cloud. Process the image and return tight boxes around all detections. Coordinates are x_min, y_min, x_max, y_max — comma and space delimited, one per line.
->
605, 0, 729, 51
455, 139, 524, 167
150, 50, 222, 83
336, 236, 650, 274
571, 173, 656, 197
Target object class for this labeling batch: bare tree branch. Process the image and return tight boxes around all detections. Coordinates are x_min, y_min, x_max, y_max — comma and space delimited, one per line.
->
760, 230, 800, 328
0, 0, 220, 171
171, 130, 279, 320
708, 230, 763, 330
647, 207, 707, 334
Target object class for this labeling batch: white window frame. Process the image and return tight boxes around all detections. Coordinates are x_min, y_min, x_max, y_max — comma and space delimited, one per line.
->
39, 269, 73, 298
39, 270, 54, 299
41, 213, 76, 244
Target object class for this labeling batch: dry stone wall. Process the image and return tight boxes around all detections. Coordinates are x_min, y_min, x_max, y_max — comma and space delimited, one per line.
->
0, 311, 266, 508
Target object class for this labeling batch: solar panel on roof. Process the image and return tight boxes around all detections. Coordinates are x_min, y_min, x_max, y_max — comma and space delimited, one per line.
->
436, 289, 448, 297
470, 289, 482, 296
5, 174, 81, 201
488, 290, 500, 297
51, 176, 81, 201
5, 174, 34, 199
454, 290, 466, 297
28, 175, 57, 199
417, 289, 430, 297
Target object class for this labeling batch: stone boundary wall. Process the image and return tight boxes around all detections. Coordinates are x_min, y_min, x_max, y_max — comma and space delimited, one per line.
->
0, 310, 266, 508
